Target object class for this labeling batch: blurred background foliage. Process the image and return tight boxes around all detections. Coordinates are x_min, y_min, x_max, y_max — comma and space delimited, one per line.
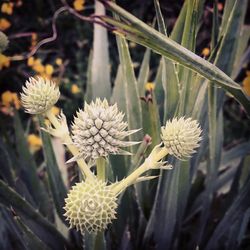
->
0, 0, 250, 249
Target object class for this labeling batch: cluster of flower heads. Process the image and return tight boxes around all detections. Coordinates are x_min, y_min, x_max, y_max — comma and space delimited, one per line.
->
20, 76, 202, 233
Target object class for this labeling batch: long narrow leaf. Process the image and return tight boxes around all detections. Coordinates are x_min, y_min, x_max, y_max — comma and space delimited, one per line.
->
98, 0, 250, 115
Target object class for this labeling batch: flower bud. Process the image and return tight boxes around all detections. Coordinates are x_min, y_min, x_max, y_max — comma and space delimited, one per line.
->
21, 77, 60, 114
161, 117, 202, 160
64, 178, 117, 233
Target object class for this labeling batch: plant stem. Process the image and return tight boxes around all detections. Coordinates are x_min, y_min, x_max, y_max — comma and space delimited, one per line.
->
96, 157, 106, 181
45, 109, 94, 180
113, 147, 168, 194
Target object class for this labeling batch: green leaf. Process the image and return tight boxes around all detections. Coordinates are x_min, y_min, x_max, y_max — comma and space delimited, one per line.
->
13, 112, 50, 216
143, 161, 181, 248
114, 36, 142, 144
38, 116, 67, 224
137, 48, 151, 96
99, 1, 250, 115
14, 216, 50, 250
153, 0, 180, 120
0, 138, 15, 186
204, 175, 250, 250
90, 1, 111, 99
0, 180, 69, 250
214, 0, 248, 76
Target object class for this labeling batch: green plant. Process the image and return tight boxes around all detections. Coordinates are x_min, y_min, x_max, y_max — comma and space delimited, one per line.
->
0, 0, 250, 250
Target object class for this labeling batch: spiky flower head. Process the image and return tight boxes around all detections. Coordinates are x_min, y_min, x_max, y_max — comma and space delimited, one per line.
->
64, 178, 117, 233
161, 117, 202, 160
72, 98, 139, 159
21, 77, 60, 114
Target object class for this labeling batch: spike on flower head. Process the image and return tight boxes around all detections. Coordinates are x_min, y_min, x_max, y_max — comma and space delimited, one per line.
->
71, 98, 139, 159
64, 178, 118, 233
21, 76, 60, 114
161, 117, 202, 160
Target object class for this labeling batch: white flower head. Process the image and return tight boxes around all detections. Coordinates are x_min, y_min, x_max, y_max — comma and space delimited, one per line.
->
21, 77, 60, 114
64, 178, 117, 233
161, 117, 202, 160
71, 98, 139, 159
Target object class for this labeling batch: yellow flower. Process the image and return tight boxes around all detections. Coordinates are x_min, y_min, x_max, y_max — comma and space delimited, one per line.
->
145, 82, 155, 91
71, 84, 81, 94
32, 58, 45, 73
0, 54, 10, 70
55, 58, 62, 66
1, 3, 14, 15
31, 33, 37, 48
45, 64, 54, 76
51, 106, 60, 116
201, 48, 210, 57
27, 134, 42, 152
27, 56, 35, 66
1, 91, 21, 109
0, 18, 11, 31
243, 75, 250, 96
73, 0, 85, 11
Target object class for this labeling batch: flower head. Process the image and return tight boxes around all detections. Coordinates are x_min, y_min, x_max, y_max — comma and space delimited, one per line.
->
64, 178, 117, 233
161, 117, 202, 160
72, 98, 139, 159
21, 77, 60, 114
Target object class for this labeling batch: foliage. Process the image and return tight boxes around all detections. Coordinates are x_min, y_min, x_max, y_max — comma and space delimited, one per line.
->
0, 0, 250, 250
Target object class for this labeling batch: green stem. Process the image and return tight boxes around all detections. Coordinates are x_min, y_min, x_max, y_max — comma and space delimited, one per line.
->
45, 109, 94, 180
96, 157, 106, 181
113, 147, 168, 194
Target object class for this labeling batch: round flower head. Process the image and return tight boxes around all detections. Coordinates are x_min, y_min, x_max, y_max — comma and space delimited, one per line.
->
161, 117, 202, 160
64, 178, 117, 233
72, 98, 139, 159
21, 77, 60, 114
